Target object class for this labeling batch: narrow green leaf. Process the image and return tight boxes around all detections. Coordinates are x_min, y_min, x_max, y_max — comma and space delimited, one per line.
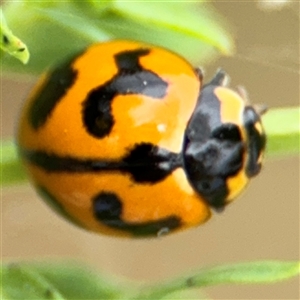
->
159, 290, 210, 300
72, 0, 114, 11
136, 261, 300, 300
1, 3, 110, 75
1, 1, 232, 75
31, 262, 127, 300
185, 261, 300, 286
263, 106, 300, 157
1, 262, 130, 300
1, 264, 66, 300
35, 7, 110, 42
97, 12, 219, 66
1, 261, 299, 300
0, 140, 27, 186
0, 8, 29, 64
113, 1, 233, 55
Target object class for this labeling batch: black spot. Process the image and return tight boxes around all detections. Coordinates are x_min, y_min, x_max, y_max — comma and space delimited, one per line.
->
93, 192, 181, 237
82, 48, 168, 138
93, 192, 122, 221
122, 143, 180, 183
19, 143, 180, 184
29, 55, 78, 129
3, 35, 9, 44
18, 48, 25, 52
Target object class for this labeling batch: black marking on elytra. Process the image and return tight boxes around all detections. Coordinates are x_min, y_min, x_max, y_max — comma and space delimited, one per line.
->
244, 107, 266, 177
183, 78, 244, 210
28, 55, 78, 130
19, 149, 122, 172
93, 191, 181, 237
116, 49, 148, 72
19, 143, 181, 184
82, 48, 168, 138
122, 143, 181, 182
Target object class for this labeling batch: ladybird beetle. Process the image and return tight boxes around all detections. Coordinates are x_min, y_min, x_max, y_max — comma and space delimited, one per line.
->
17, 40, 266, 238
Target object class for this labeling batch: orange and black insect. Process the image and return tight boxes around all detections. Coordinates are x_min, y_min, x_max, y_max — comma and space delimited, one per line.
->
17, 40, 266, 237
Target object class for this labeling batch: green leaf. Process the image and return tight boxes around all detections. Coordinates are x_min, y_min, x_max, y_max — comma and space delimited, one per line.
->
159, 290, 210, 300
1, 3, 109, 76
1, 1, 233, 76
263, 106, 300, 157
1, 261, 299, 300
113, 1, 233, 55
1, 264, 66, 299
186, 260, 300, 286
135, 260, 300, 300
0, 140, 27, 186
1, 262, 128, 300
0, 8, 29, 64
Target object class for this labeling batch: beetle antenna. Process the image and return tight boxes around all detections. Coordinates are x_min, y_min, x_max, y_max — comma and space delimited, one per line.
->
208, 68, 229, 86
194, 67, 204, 81
236, 85, 250, 104
254, 104, 268, 116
